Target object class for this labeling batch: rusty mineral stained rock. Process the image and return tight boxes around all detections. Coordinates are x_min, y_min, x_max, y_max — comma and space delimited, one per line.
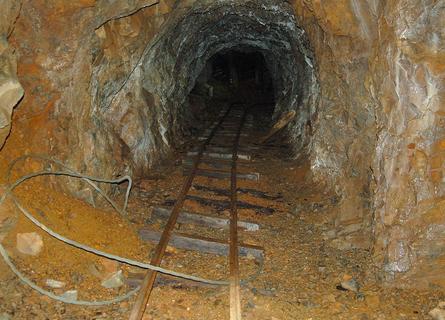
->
0, 0, 24, 149
0, 0, 444, 294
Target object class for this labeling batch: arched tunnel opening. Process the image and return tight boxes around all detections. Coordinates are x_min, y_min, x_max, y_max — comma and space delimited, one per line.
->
0, 1, 444, 319
188, 49, 278, 147
192, 50, 276, 108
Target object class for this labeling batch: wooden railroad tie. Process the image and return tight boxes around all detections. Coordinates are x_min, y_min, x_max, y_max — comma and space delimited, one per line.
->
183, 168, 260, 181
163, 195, 275, 215
187, 151, 251, 161
138, 229, 264, 261
151, 207, 260, 231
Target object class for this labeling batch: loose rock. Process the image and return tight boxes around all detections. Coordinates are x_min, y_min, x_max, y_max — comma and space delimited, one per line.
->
101, 270, 124, 289
429, 302, 445, 320
0, 313, 11, 320
16, 232, 43, 256
338, 278, 360, 293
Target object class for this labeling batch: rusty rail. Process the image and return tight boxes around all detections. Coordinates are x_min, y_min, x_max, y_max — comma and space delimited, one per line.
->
128, 105, 234, 320
129, 103, 249, 320
229, 109, 247, 320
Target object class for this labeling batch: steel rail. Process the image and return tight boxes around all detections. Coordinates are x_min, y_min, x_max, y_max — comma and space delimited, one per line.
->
229, 108, 247, 320
128, 105, 234, 320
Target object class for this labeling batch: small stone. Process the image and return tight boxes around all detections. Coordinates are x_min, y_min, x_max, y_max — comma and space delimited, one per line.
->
301, 300, 319, 308
323, 293, 336, 303
293, 205, 303, 214
60, 290, 78, 302
359, 313, 370, 320
16, 232, 43, 256
429, 302, 445, 320
356, 292, 365, 301
71, 272, 83, 284
322, 230, 336, 240
45, 279, 66, 289
101, 270, 124, 289
330, 238, 353, 250
100, 259, 119, 276
318, 266, 327, 273
338, 278, 359, 292
0, 313, 11, 320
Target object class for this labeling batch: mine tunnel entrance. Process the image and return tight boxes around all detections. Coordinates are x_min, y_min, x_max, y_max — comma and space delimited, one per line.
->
2, 0, 444, 319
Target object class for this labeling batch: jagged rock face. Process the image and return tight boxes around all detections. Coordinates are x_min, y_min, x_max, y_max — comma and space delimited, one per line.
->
0, 0, 24, 149
112, 0, 318, 171
368, 1, 445, 287
0, 0, 444, 289
292, 0, 445, 288
292, 0, 380, 249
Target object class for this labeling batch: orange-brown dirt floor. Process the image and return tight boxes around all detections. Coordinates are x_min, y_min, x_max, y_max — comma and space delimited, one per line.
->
0, 142, 444, 319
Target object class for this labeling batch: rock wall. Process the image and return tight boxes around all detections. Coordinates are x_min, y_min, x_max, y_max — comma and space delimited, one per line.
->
369, 0, 445, 288
1, 0, 167, 182
0, 0, 24, 149
0, 0, 443, 289
290, 0, 379, 250
137, 0, 319, 165
291, 0, 445, 288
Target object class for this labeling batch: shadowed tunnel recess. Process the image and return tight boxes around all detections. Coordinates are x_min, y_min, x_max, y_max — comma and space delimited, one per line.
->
103, 0, 319, 176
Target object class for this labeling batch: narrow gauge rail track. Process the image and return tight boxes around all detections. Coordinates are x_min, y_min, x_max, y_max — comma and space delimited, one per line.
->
129, 103, 265, 320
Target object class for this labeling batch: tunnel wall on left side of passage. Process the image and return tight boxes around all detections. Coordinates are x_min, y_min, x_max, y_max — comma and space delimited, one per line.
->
0, 0, 173, 190
0, 0, 319, 193
0, 0, 24, 150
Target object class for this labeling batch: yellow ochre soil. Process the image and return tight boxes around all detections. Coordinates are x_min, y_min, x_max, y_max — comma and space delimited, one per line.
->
0, 151, 443, 319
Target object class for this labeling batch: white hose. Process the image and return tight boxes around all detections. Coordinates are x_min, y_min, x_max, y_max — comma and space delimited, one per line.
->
0, 160, 229, 306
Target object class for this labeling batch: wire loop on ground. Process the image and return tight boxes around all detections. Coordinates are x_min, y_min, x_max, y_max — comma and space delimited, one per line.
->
0, 156, 230, 306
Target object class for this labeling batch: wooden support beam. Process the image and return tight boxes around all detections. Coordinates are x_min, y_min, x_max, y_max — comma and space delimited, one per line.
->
152, 207, 260, 231
138, 229, 264, 261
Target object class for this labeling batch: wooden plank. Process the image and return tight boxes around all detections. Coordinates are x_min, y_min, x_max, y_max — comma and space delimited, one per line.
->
138, 229, 264, 261
187, 151, 251, 161
201, 132, 249, 138
192, 184, 282, 200
204, 145, 260, 153
152, 207, 259, 231
126, 272, 220, 289
183, 158, 251, 170
164, 195, 275, 215
183, 168, 259, 181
